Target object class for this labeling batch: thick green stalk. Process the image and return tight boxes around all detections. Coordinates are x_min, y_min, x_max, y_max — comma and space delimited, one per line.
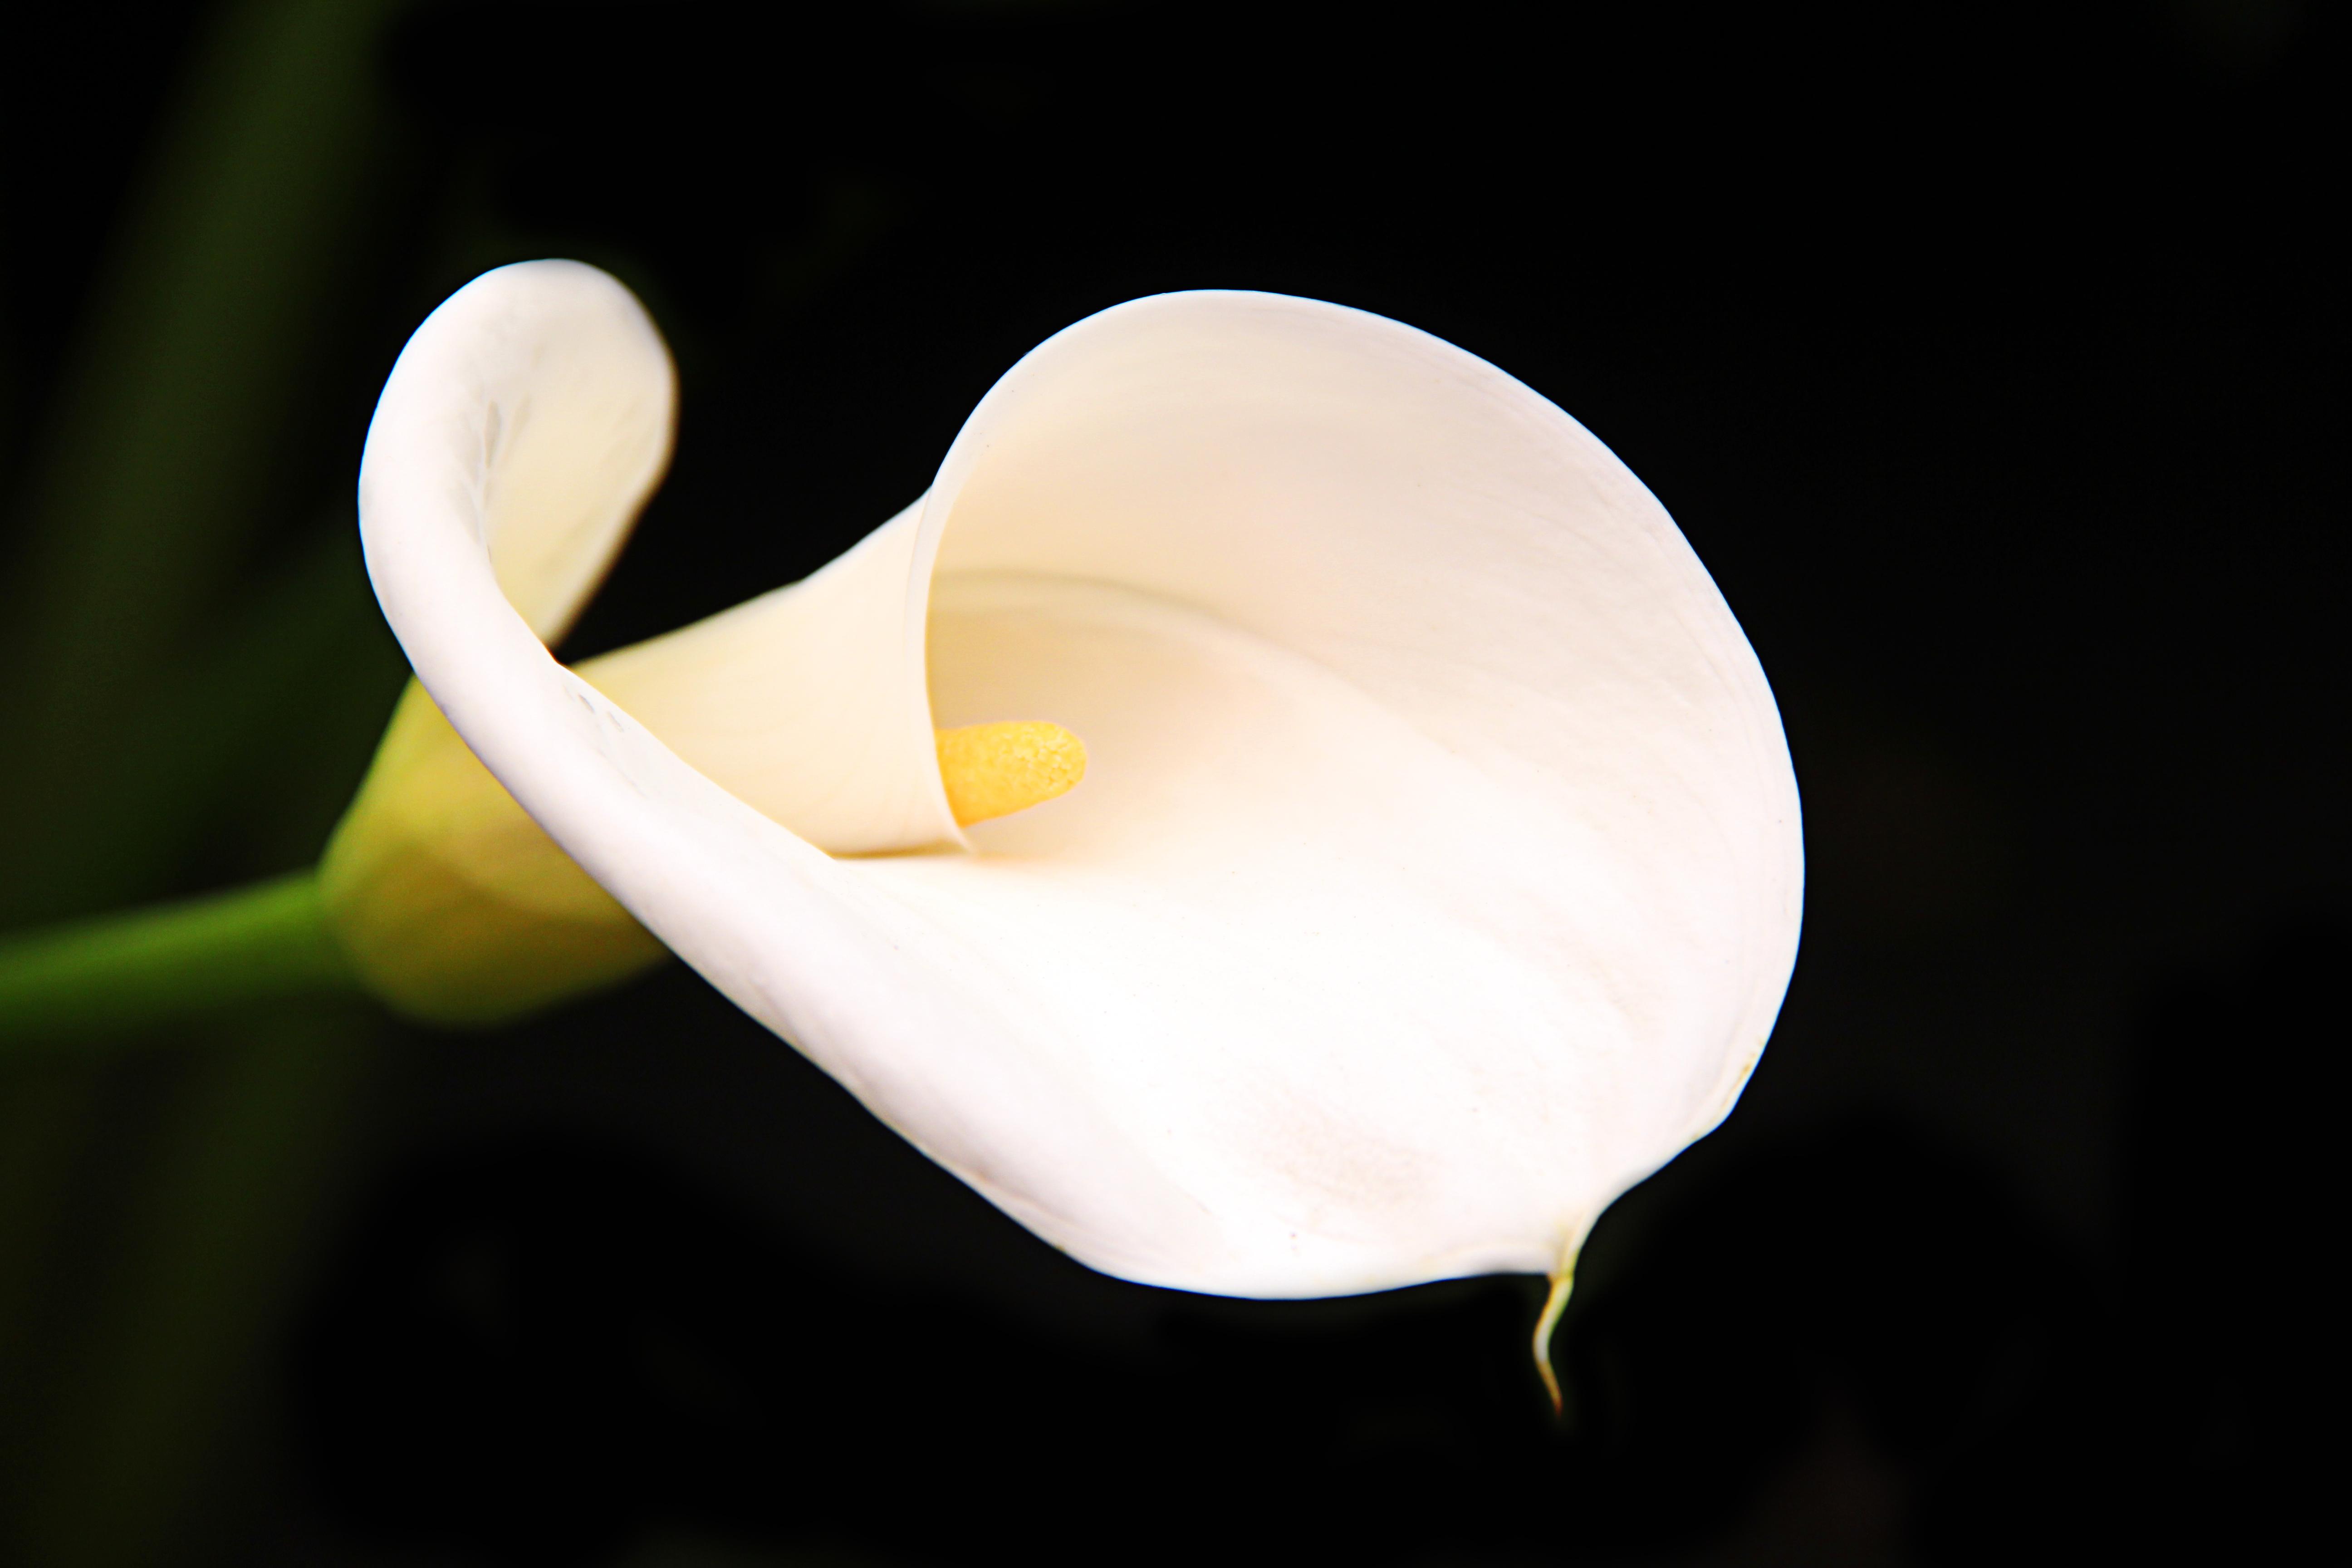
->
0, 873, 357, 1048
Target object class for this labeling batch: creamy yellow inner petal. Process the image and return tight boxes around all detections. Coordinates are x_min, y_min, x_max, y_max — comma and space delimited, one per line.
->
935, 721, 1087, 826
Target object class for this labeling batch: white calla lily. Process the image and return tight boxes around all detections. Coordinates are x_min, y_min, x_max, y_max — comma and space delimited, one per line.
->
342, 261, 1801, 1349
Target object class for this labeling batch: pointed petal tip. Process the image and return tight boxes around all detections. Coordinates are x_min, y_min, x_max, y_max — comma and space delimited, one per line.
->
1534, 1261, 1576, 1418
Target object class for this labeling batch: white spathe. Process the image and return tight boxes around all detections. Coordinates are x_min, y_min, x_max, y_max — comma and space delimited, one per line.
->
358, 260, 1803, 1298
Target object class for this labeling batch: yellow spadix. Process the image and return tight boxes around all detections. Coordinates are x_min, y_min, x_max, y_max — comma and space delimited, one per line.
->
937, 721, 1087, 826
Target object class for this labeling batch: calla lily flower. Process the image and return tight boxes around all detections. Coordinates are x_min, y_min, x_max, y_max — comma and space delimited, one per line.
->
330, 262, 1802, 1355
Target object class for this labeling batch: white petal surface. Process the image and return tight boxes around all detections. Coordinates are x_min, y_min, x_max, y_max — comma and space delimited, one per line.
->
579, 500, 962, 855
382, 259, 675, 645
359, 263, 1801, 1297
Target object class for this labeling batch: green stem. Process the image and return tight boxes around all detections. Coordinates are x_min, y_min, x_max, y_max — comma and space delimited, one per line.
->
0, 872, 356, 1046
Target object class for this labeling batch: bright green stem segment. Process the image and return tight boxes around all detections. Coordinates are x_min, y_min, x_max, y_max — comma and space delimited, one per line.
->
0, 872, 355, 1045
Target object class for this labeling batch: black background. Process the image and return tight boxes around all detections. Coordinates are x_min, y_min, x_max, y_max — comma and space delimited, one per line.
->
0, 2, 2341, 1564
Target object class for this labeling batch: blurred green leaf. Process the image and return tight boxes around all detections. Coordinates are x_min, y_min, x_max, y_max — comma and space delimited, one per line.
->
0, 0, 411, 927
16, 1005, 378, 1568
0, 2, 421, 1565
